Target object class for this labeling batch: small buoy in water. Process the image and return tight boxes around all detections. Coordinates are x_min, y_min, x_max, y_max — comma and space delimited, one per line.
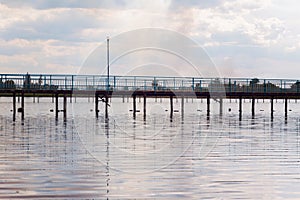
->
228, 108, 231, 112
289, 109, 292, 111
10, 109, 12, 112
90, 109, 93, 112
50, 109, 54, 112
17, 108, 23, 112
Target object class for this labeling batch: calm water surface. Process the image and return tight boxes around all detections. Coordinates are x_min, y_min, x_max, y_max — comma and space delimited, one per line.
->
0, 97, 299, 199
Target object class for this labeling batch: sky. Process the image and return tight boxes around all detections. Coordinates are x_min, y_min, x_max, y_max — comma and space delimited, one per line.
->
0, 0, 299, 78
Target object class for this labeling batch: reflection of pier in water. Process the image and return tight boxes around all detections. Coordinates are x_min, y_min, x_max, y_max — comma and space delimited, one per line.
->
1, 74, 300, 121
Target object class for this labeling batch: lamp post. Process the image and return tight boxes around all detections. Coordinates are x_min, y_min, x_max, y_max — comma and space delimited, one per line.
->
107, 36, 110, 91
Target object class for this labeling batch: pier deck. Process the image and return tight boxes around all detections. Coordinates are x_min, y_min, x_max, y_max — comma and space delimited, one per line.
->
0, 74, 299, 121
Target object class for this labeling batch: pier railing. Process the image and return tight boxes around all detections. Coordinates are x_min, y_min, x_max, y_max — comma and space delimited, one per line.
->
0, 74, 299, 94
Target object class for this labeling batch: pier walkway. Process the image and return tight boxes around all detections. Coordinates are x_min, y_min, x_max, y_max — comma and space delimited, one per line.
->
0, 74, 299, 121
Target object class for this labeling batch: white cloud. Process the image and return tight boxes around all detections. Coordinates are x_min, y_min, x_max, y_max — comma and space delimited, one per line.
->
0, 0, 299, 78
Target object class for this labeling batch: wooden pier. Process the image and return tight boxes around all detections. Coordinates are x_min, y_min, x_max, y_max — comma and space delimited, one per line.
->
0, 74, 299, 121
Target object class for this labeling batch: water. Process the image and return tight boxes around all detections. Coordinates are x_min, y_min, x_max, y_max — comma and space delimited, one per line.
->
0, 97, 299, 199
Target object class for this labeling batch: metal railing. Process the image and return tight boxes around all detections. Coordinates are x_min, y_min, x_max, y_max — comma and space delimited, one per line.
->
0, 74, 299, 94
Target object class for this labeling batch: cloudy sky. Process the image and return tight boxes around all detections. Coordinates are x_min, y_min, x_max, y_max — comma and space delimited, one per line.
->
0, 0, 299, 78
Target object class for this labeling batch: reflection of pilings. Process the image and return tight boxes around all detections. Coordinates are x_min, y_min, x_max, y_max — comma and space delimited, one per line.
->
285, 98, 288, 119
271, 97, 274, 120
252, 97, 255, 118
95, 93, 99, 118
13, 92, 16, 121
239, 96, 242, 120
207, 96, 210, 117
21, 91, 24, 120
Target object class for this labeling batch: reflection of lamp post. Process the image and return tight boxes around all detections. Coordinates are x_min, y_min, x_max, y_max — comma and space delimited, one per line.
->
107, 36, 110, 91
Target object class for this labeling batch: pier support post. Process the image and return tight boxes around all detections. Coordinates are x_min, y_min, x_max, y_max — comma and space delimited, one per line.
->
239, 96, 242, 120
207, 96, 210, 117
21, 91, 25, 120
219, 98, 223, 116
252, 97, 255, 118
95, 93, 99, 118
63, 94, 67, 120
105, 95, 109, 119
13, 92, 16, 121
271, 97, 274, 120
55, 93, 59, 119
143, 95, 146, 119
133, 95, 136, 119
285, 98, 288, 119
170, 96, 173, 119
181, 96, 184, 117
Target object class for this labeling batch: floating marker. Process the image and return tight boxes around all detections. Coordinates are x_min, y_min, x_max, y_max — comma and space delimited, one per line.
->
228, 108, 231, 112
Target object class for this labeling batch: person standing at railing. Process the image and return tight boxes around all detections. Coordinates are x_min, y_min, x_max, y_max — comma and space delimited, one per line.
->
23, 72, 31, 89
38, 75, 42, 89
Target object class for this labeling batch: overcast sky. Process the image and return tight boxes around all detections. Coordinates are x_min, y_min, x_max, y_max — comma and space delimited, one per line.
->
0, 0, 299, 78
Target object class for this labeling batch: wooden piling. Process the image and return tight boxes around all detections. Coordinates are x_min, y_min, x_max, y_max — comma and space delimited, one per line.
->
21, 91, 24, 120
170, 96, 173, 118
285, 98, 288, 119
143, 95, 146, 119
13, 92, 16, 121
207, 96, 210, 116
219, 98, 223, 116
133, 95, 136, 119
95, 93, 99, 118
55, 93, 59, 119
252, 97, 255, 118
271, 97, 274, 120
105, 95, 108, 119
181, 96, 184, 116
63, 94, 67, 119
239, 96, 242, 120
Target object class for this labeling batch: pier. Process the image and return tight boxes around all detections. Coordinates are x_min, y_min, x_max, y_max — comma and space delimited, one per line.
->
0, 74, 299, 121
